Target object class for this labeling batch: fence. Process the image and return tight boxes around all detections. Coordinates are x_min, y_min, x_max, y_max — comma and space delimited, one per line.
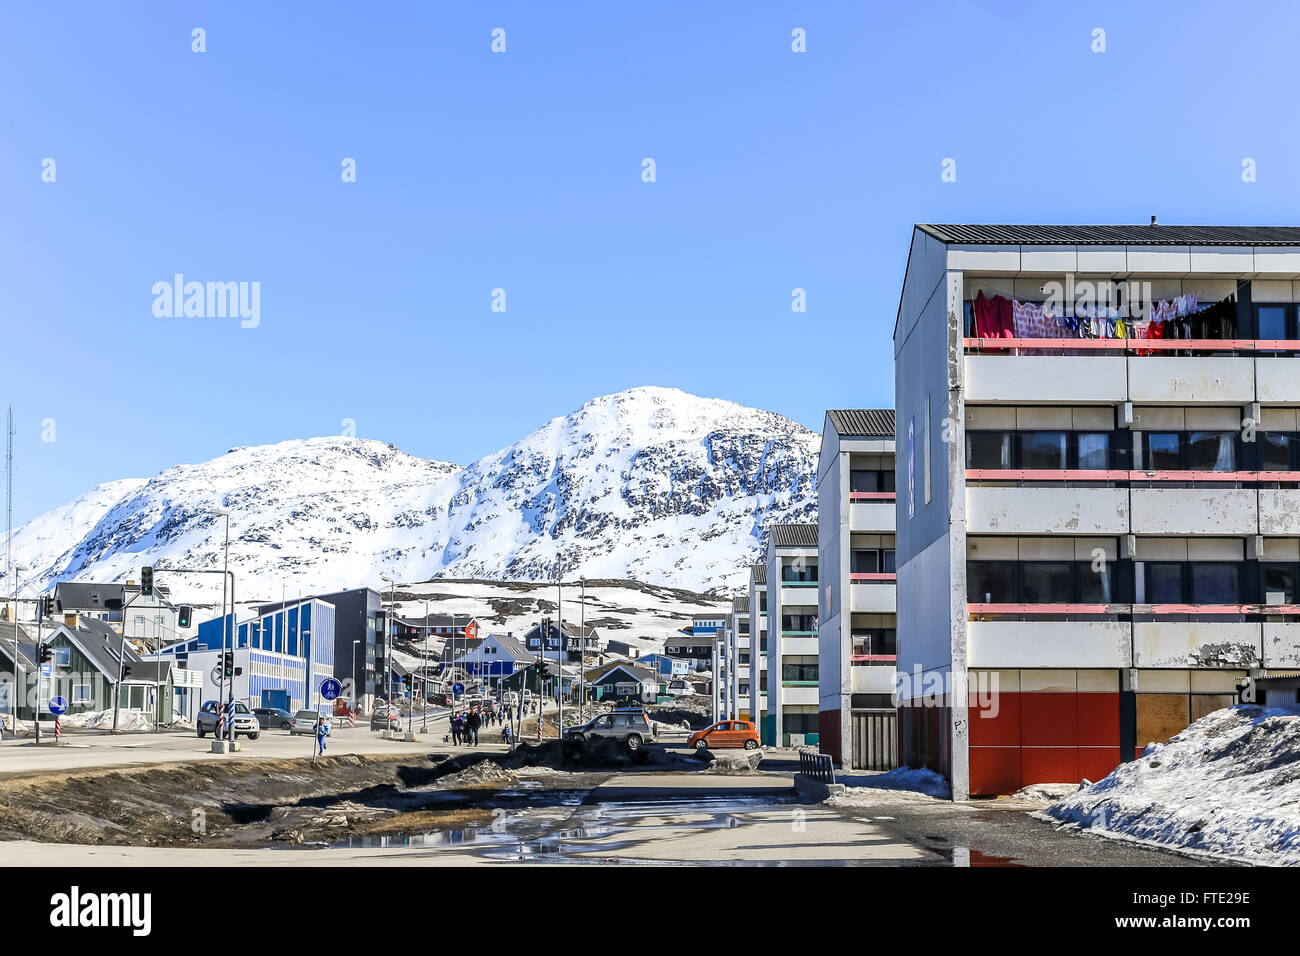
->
799, 750, 836, 783
851, 708, 899, 771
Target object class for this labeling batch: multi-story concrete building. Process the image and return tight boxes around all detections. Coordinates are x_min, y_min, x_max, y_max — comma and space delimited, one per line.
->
894, 222, 1300, 798
731, 595, 752, 719
765, 523, 819, 746
817, 409, 899, 769
747, 562, 768, 726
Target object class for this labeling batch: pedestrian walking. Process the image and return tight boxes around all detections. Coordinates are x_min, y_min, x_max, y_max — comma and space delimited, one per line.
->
466, 708, 481, 747
451, 712, 463, 746
315, 716, 330, 757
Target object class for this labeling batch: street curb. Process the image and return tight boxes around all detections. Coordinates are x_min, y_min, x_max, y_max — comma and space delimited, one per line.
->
793, 773, 845, 801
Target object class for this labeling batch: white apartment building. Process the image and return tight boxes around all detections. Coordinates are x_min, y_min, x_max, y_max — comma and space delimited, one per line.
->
731, 595, 753, 720
895, 222, 1300, 798
817, 409, 899, 769
764, 523, 819, 746
747, 562, 768, 727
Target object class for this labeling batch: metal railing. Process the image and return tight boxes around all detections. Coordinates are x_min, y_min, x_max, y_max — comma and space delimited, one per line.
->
799, 750, 836, 783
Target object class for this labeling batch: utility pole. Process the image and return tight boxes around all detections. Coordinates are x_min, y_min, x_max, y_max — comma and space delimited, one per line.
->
579, 576, 585, 713
422, 598, 429, 732
557, 577, 562, 735
5, 408, 13, 735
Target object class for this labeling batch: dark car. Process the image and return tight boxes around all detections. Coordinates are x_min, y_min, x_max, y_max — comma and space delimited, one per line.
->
252, 707, 293, 730
563, 709, 656, 751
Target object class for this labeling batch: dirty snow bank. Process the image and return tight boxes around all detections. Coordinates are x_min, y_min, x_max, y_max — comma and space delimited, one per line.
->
832, 766, 952, 802
1037, 705, 1300, 865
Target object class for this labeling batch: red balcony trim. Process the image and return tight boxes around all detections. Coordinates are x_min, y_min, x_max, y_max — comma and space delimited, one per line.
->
966, 469, 1300, 483
849, 573, 897, 582
849, 492, 897, 501
967, 602, 1300, 616
964, 337, 1300, 354
850, 654, 897, 663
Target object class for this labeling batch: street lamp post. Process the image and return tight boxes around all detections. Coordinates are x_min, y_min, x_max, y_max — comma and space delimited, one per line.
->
422, 599, 429, 733
352, 639, 360, 712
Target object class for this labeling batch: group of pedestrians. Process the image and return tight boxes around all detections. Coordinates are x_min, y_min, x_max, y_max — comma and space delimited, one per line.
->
450, 708, 482, 747
448, 698, 539, 747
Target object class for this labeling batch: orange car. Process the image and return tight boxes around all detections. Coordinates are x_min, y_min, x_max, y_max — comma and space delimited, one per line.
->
688, 719, 760, 751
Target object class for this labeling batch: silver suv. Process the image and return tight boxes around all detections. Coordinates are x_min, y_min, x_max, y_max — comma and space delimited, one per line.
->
196, 700, 261, 739
563, 709, 656, 751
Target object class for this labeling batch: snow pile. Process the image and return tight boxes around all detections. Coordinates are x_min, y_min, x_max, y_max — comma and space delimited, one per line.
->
1037, 705, 1300, 865
59, 709, 154, 732
832, 766, 953, 801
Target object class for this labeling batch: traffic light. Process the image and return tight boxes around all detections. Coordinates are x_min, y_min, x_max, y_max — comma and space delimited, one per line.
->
140, 566, 154, 597
222, 651, 233, 679
535, 660, 550, 679
177, 605, 192, 629
38, 644, 52, 664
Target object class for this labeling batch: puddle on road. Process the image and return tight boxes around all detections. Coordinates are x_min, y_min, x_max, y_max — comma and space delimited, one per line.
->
331, 793, 799, 863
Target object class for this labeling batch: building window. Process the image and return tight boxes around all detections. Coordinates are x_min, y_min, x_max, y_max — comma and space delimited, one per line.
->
782, 662, 819, 683
1259, 433, 1297, 471
967, 561, 1015, 604
1263, 563, 1298, 605
1191, 563, 1241, 605
1019, 432, 1068, 471
966, 431, 1012, 470
1077, 433, 1112, 470
781, 563, 818, 583
1256, 303, 1294, 340
923, 395, 932, 505
1145, 563, 1185, 603
850, 469, 895, 493
1020, 562, 1073, 603
781, 613, 818, 633
72, 683, 91, 704
54, 647, 71, 667
1141, 431, 1239, 471
851, 629, 896, 657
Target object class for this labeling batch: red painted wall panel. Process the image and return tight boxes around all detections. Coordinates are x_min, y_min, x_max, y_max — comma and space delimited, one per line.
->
969, 691, 1020, 747
970, 747, 1021, 796
1020, 693, 1078, 747
820, 709, 841, 764
1077, 693, 1120, 747
1078, 747, 1122, 783
1021, 747, 1079, 785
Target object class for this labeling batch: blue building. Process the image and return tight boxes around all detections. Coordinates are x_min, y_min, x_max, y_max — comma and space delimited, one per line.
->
152, 597, 336, 714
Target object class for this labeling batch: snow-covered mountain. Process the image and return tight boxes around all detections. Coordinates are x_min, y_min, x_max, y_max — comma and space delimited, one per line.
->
7, 387, 819, 598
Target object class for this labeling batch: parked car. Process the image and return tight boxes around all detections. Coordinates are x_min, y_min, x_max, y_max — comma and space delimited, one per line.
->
688, 720, 760, 751
252, 707, 293, 730
370, 708, 401, 731
196, 700, 260, 739
563, 709, 656, 751
290, 710, 329, 735
666, 679, 693, 697
501, 691, 519, 706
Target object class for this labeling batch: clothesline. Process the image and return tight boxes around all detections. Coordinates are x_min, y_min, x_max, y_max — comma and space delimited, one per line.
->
972, 290, 1237, 344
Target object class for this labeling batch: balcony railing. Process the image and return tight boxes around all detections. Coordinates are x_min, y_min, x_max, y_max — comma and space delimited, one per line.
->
849, 492, 896, 501
849, 654, 897, 664
964, 337, 1300, 356
967, 469, 1300, 486
849, 573, 897, 582
968, 602, 1300, 620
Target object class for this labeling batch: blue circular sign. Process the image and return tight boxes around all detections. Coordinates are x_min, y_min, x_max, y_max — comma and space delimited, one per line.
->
48, 696, 68, 716
452, 682, 465, 696
319, 678, 342, 702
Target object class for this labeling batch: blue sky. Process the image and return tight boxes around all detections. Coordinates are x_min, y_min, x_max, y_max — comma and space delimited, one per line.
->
3, 0, 1299, 524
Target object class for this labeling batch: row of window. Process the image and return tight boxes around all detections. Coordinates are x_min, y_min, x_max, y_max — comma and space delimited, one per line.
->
968, 429, 1300, 472
968, 559, 1300, 606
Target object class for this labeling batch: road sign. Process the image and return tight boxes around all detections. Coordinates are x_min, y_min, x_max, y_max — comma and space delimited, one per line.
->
40, 663, 52, 678
48, 696, 67, 716
210, 665, 222, 684
452, 682, 465, 696
319, 678, 342, 701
